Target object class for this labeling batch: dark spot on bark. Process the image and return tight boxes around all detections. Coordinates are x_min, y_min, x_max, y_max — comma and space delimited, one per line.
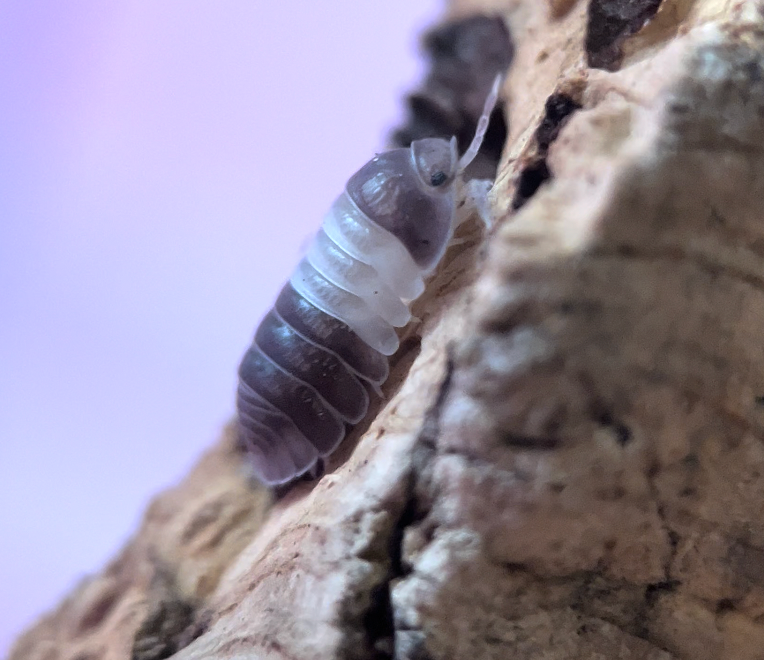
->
501, 432, 561, 450
644, 580, 680, 605
634, 579, 680, 638
615, 244, 638, 257
536, 93, 582, 150
595, 409, 632, 446
131, 598, 200, 660
716, 598, 736, 614
131, 562, 210, 660
681, 453, 699, 468
362, 583, 395, 660
586, 0, 663, 70
512, 161, 551, 210
755, 395, 764, 407
418, 354, 455, 448
668, 101, 692, 115
646, 459, 661, 479
743, 57, 762, 83
511, 93, 581, 210
709, 206, 726, 226
390, 495, 422, 579
391, 15, 513, 179
74, 586, 122, 635
557, 299, 605, 319
596, 485, 627, 500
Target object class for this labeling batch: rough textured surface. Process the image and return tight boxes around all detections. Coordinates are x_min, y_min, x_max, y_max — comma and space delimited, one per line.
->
9, 432, 271, 660
10, 1, 764, 659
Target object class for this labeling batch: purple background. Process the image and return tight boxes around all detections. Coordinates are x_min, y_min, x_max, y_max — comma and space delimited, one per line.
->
0, 1, 439, 652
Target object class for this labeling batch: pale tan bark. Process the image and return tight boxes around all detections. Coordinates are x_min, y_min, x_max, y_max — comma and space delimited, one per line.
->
11, 1, 764, 659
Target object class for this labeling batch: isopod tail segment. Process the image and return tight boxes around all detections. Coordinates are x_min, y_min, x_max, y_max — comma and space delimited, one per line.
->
236, 74, 504, 486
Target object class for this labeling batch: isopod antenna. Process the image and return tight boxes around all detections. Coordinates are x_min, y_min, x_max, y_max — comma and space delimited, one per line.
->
457, 74, 503, 174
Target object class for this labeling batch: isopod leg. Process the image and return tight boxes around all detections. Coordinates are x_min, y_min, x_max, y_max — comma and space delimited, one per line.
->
457, 178, 494, 231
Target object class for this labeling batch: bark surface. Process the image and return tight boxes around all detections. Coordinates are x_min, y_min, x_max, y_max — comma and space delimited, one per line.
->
11, 1, 764, 659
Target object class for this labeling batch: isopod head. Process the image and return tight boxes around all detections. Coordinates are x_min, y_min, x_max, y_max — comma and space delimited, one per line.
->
345, 139, 458, 273
411, 136, 459, 188
345, 75, 501, 274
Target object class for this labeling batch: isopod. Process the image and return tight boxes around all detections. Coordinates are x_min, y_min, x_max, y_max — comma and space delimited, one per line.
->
236, 77, 502, 485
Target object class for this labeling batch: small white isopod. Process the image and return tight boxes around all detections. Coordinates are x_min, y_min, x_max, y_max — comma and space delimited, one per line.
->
237, 76, 502, 486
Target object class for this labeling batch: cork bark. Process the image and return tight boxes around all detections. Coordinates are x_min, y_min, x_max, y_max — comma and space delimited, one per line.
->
10, 1, 764, 659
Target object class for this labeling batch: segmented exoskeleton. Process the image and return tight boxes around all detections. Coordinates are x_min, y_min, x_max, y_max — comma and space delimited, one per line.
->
237, 78, 501, 485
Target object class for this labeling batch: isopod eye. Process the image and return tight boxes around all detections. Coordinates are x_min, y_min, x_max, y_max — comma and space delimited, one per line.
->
410, 137, 458, 190
430, 171, 447, 187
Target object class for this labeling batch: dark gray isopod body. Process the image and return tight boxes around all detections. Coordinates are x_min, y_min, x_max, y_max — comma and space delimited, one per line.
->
236, 78, 501, 485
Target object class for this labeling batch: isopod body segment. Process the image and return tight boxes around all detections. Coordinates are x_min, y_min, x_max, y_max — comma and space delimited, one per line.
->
236, 77, 501, 485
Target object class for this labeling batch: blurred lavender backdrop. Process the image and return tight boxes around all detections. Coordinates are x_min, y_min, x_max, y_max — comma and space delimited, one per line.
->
0, 0, 439, 651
